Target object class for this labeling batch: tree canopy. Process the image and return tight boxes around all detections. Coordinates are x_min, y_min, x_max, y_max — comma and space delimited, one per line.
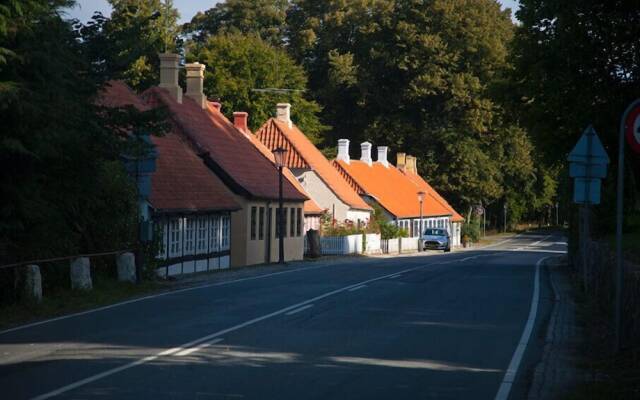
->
187, 33, 327, 143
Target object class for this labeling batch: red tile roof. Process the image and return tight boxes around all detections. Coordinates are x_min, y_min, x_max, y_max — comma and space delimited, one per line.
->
403, 172, 464, 222
98, 81, 240, 213
227, 117, 324, 215
143, 88, 308, 202
255, 119, 372, 211
333, 159, 454, 219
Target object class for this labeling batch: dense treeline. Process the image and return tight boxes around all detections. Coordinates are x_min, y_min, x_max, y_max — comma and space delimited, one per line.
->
0, 0, 167, 279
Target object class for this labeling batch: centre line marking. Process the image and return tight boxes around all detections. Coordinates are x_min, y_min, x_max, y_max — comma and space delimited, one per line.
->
31, 263, 437, 400
175, 338, 224, 357
285, 304, 314, 316
348, 285, 367, 292
388, 274, 402, 279
494, 256, 551, 400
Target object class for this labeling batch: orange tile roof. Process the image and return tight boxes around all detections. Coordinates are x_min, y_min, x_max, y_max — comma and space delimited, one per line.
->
255, 119, 372, 211
226, 116, 324, 215
142, 88, 308, 202
98, 81, 240, 213
403, 172, 464, 222
334, 159, 453, 219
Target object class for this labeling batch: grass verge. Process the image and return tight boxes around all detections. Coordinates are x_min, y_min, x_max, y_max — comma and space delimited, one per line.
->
0, 278, 170, 331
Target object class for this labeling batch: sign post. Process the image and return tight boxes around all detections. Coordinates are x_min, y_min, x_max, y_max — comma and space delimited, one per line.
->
614, 99, 640, 352
568, 125, 610, 322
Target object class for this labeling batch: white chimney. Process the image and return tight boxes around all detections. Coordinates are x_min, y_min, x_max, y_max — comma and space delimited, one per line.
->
158, 53, 182, 103
337, 139, 350, 164
377, 146, 389, 168
360, 142, 372, 166
185, 62, 206, 109
276, 103, 292, 128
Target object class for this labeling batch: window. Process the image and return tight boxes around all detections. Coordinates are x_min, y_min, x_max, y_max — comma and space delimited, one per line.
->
169, 218, 181, 257
290, 207, 296, 237
250, 206, 257, 240
184, 218, 196, 254
296, 208, 302, 236
258, 207, 265, 240
209, 215, 220, 252
197, 217, 207, 252
221, 215, 230, 250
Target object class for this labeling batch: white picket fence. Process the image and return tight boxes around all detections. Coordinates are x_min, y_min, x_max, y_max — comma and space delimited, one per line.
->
304, 234, 420, 256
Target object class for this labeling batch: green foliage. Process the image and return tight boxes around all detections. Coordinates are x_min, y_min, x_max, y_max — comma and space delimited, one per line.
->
78, 0, 181, 91
512, 0, 640, 227
461, 217, 481, 243
285, 0, 538, 213
185, 0, 288, 46
0, 1, 170, 303
187, 33, 327, 143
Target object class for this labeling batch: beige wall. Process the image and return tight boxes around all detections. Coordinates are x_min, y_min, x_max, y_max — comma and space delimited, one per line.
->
230, 197, 305, 267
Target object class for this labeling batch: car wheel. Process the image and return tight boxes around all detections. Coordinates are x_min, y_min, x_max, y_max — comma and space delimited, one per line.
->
444, 247, 451, 253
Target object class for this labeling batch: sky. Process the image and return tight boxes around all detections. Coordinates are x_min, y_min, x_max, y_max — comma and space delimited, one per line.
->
65, 0, 521, 24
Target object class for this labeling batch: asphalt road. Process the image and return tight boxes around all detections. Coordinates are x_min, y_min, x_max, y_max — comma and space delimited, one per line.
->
1, 232, 567, 400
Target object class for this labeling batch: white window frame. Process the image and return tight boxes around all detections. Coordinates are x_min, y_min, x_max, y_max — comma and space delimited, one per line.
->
169, 218, 182, 258
197, 216, 208, 253
221, 215, 230, 250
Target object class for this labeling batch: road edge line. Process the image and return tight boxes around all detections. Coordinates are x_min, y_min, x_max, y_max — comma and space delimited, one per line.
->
494, 256, 550, 400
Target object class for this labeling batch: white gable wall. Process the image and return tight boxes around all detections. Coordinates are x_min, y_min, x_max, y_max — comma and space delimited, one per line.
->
292, 168, 363, 222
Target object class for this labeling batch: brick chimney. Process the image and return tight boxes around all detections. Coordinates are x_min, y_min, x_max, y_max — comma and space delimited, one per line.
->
276, 103, 292, 128
233, 112, 249, 133
377, 146, 389, 168
158, 53, 182, 103
396, 152, 406, 171
185, 62, 206, 109
337, 139, 350, 164
406, 155, 417, 174
360, 142, 372, 166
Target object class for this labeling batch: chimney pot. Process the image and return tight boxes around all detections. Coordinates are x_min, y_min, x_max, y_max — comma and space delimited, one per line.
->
337, 139, 350, 164
397, 152, 406, 171
158, 53, 182, 103
406, 155, 417, 174
377, 146, 389, 168
233, 111, 249, 133
276, 103, 292, 128
360, 142, 372, 166
185, 62, 207, 109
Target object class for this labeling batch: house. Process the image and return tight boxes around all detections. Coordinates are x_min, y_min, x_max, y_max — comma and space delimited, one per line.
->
143, 54, 310, 267
254, 104, 373, 228
98, 80, 241, 276
229, 109, 326, 232
332, 139, 463, 246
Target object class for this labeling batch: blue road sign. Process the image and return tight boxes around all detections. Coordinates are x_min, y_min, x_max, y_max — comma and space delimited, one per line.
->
568, 125, 609, 204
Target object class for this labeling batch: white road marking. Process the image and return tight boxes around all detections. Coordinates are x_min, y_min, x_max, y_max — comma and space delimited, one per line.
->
530, 235, 551, 247
27, 236, 558, 400
494, 256, 550, 400
285, 304, 314, 316
175, 338, 223, 357
0, 262, 353, 336
348, 285, 367, 292
30, 264, 437, 400
388, 274, 402, 279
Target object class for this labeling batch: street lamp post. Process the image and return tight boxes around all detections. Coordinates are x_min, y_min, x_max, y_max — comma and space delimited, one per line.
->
417, 191, 425, 251
503, 203, 508, 233
555, 202, 559, 226
272, 147, 287, 264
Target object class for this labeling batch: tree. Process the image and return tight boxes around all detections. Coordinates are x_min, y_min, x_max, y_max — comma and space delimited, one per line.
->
512, 0, 640, 213
0, 0, 168, 303
79, 0, 181, 91
184, 0, 289, 46
187, 33, 327, 142
287, 0, 526, 212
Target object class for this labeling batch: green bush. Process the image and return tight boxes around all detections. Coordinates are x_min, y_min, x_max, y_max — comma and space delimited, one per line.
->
461, 218, 480, 242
